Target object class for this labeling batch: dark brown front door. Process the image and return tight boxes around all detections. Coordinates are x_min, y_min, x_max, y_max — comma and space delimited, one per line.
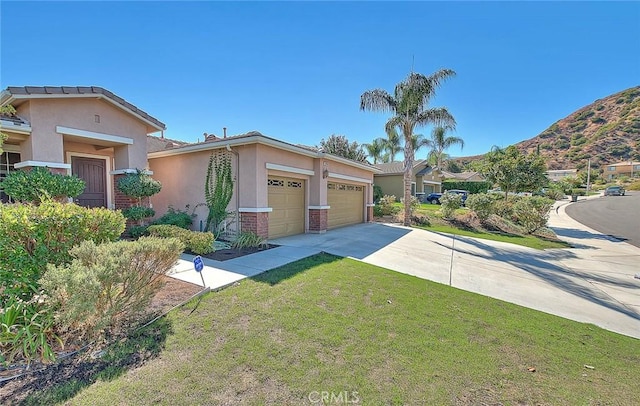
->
71, 156, 107, 208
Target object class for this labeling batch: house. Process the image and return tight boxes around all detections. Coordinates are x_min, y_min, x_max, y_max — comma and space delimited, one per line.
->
0, 86, 165, 207
439, 170, 484, 182
148, 131, 379, 239
602, 161, 640, 180
546, 169, 577, 182
1, 85, 379, 240
373, 160, 442, 197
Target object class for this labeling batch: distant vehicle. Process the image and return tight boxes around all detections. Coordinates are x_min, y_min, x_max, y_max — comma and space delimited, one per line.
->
424, 190, 469, 205
604, 186, 625, 196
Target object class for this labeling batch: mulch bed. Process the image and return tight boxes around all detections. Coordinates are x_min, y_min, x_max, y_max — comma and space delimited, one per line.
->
0, 276, 204, 404
187, 244, 278, 262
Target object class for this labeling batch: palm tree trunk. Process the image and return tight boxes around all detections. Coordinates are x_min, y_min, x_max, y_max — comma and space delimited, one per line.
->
403, 131, 414, 227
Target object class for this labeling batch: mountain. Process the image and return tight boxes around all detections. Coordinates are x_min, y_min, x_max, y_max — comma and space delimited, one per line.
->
515, 86, 640, 171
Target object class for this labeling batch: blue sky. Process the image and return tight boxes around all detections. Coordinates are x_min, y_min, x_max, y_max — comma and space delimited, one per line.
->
1, 1, 638, 158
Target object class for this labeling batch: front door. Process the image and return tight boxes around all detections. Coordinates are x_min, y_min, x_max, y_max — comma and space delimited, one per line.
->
71, 156, 107, 208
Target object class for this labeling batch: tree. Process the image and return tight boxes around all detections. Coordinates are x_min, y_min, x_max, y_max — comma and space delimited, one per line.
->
475, 145, 547, 200
360, 69, 456, 226
318, 134, 368, 162
384, 127, 403, 161
424, 126, 464, 169
363, 138, 387, 164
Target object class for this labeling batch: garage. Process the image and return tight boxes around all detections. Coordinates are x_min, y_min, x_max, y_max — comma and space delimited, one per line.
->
327, 182, 364, 229
268, 176, 305, 238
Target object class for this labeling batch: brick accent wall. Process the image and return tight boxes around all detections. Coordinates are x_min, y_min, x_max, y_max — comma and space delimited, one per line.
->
309, 208, 328, 233
113, 174, 139, 210
367, 206, 374, 223
240, 211, 269, 239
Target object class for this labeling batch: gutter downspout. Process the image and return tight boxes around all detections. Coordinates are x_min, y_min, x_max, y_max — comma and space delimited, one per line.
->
226, 144, 240, 234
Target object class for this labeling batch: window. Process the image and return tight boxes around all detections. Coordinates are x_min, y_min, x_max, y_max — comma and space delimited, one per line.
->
608, 166, 616, 171
0, 151, 20, 203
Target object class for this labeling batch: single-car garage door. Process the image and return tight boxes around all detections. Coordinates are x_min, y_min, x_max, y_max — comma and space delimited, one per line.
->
327, 182, 364, 229
268, 176, 305, 238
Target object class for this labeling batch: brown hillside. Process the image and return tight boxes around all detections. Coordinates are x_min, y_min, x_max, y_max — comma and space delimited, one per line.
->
516, 86, 640, 171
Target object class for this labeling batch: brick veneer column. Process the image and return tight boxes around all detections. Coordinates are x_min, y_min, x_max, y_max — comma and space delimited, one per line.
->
240, 212, 269, 239
309, 208, 328, 233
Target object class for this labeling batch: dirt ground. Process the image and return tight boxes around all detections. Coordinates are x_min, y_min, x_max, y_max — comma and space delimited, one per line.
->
0, 276, 204, 404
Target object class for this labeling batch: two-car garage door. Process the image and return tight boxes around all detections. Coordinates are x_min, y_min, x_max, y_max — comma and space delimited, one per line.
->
267, 177, 365, 238
327, 182, 364, 229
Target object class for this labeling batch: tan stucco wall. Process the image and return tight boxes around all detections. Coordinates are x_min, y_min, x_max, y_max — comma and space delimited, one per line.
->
15, 98, 149, 169
374, 174, 405, 198
149, 141, 376, 233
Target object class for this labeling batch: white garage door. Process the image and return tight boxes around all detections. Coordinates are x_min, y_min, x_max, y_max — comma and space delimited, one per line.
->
327, 182, 364, 229
268, 176, 305, 238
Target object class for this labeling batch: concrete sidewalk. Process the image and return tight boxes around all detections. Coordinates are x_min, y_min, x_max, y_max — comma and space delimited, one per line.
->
168, 199, 640, 339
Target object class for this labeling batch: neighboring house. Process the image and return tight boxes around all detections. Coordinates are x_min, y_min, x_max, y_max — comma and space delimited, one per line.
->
0, 86, 165, 207
546, 169, 577, 182
373, 160, 442, 197
148, 131, 379, 239
602, 161, 640, 180
439, 170, 484, 183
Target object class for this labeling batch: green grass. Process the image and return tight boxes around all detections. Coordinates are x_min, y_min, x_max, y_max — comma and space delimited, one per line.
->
415, 223, 570, 250
32, 254, 640, 405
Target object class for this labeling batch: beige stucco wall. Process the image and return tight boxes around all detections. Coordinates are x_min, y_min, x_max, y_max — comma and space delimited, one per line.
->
374, 174, 405, 198
15, 98, 149, 169
149, 141, 376, 233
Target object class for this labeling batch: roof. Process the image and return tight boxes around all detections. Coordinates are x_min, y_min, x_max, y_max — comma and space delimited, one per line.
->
373, 159, 428, 175
147, 135, 190, 153
148, 131, 381, 173
0, 112, 29, 126
1, 86, 165, 132
440, 170, 484, 181
604, 161, 640, 167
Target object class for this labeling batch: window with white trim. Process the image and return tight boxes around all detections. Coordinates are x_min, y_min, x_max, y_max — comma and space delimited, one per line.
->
0, 151, 20, 203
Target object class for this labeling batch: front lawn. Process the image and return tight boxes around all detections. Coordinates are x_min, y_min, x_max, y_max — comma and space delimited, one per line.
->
19, 254, 640, 405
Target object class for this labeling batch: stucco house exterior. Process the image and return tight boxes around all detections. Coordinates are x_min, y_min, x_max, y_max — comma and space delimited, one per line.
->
148, 132, 379, 239
0, 86, 165, 207
373, 160, 442, 198
545, 168, 578, 182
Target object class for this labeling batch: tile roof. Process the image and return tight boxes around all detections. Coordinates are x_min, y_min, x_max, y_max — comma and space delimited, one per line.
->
373, 159, 427, 175
440, 170, 483, 181
147, 135, 190, 153
3, 86, 165, 131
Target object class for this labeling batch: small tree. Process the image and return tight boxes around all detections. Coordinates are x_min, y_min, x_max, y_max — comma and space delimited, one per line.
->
205, 151, 234, 234
117, 170, 162, 232
318, 134, 368, 162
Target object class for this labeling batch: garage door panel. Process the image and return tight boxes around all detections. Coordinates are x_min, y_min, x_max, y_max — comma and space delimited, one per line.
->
268, 176, 305, 238
327, 182, 364, 229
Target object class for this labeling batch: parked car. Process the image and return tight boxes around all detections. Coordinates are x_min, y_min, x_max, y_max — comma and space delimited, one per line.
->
423, 190, 469, 205
604, 185, 625, 196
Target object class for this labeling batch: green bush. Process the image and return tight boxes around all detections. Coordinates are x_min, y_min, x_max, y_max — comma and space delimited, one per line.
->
0, 202, 125, 305
122, 206, 155, 221
0, 167, 85, 204
0, 298, 61, 366
374, 195, 400, 217
147, 224, 215, 255
41, 237, 184, 343
153, 206, 194, 229
440, 193, 462, 219
128, 225, 149, 239
116, 171, 162, 201
465, 193, 494, 222
512, 197, 554, 234
373, 185, 383, 203
232, 231, 267, 249
442, 181, 491, 194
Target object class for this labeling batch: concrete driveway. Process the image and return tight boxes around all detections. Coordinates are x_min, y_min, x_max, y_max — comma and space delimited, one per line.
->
271, 203, 640, 339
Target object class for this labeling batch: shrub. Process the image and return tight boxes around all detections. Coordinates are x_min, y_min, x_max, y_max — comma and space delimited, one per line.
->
442, 181, 491, 194
147, 224, 215, 255
122, 206, 156, 221
40, 237, 184, 343
401, 195, 420, 215
128, 225, 149, 239
375, 195, 400, 217
116, 170, 162, 201
492, 198, 515, 221
0, 202, 125, 305
0, 298, 61, 366
512, 196, 554, 234
465, 193, 494, 222
544, 188, 565, 200
153, 206, 194, 229
232, 231, 267, 249
373, 185, 383, 203
1, 167, 85, 204
440, 193, 462, 219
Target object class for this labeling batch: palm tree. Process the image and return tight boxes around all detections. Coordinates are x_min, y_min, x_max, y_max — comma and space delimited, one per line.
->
424, 126, 464, 170
360, 70, 456, 226
363, 137, 387, 164
384, 127, 403, 161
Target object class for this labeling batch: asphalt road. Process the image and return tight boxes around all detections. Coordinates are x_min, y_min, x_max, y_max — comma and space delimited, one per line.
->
565, 191, 640, 248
